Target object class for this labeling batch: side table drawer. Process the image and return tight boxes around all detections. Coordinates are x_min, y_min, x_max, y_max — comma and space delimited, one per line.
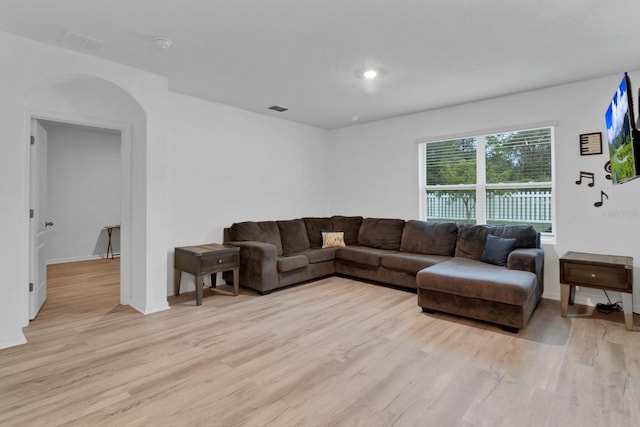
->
201, 251, 238, 270
561, 262, 630, 291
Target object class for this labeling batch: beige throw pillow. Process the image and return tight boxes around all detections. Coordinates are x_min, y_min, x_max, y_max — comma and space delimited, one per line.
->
321, 231, 346, 248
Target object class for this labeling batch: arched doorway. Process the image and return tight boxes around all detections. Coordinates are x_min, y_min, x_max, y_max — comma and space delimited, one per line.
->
25, 74, 146, 309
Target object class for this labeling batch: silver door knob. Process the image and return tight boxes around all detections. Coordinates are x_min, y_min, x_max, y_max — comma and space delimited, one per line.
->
45, 221, 54, 227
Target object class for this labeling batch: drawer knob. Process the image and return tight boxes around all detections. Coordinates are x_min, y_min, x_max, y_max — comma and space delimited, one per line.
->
218, 259, 223, 264
591, 273, 596, 278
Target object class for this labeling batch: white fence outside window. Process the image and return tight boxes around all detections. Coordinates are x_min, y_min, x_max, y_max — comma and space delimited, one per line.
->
426, 190, 552, 225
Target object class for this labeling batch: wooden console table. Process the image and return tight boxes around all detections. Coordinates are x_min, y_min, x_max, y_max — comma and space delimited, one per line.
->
174, 244, 240, 306
560, 251, 634, 330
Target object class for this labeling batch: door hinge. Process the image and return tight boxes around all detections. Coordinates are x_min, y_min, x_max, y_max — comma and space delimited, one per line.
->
30, 209, 34, 219
30, 135, 35, 145
29, 282, 33, 292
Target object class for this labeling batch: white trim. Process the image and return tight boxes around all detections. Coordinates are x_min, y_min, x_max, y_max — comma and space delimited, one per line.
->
29, 111, 127, 132
417, 143, 426, 219
424, 184, 476, 191
46, 254, 121, 265
476, 135, 487, 224
22, 116, 31, 328
548, 126, 557, 241
541, 234, 556, 245
428, 183, 552, 190
0, 332, 27, 350
485, 182, 553, 189
130, 299, 171, 315
415, 121, 559, 145
119, 124, 132, 306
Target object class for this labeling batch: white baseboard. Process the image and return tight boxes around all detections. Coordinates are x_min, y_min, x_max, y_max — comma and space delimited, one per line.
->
0, 331, 27, 350
130, 299, 170, 315
544, 287, 636, 312
47, 254, 120, 265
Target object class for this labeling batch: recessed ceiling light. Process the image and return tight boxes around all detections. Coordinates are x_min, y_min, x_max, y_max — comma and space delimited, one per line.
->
363, 69, 378, 80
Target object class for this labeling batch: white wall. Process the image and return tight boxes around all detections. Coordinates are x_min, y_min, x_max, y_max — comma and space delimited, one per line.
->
166, 92, 330, 293
0, 30, 169, 348
0, 30, 331, 349
329, 72, 640, 312
44, 122, 121, 263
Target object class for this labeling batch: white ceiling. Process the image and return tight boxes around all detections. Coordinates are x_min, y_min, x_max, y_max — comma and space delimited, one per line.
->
2, 0, 640, 130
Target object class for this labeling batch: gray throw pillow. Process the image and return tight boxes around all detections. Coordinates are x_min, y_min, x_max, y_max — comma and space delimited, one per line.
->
480, 234, 516, 266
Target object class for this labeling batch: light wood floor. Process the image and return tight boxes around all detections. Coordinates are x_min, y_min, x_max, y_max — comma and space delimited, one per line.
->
1, 259, 639, 426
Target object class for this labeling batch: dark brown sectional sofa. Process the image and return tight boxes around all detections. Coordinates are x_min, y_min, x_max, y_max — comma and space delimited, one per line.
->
223, 216, 544, 331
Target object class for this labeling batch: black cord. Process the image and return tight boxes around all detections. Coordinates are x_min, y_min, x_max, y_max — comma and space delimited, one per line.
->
596, 289, 623, 314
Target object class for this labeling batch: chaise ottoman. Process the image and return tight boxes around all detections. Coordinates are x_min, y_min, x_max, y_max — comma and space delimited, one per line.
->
416, 257, 539, 331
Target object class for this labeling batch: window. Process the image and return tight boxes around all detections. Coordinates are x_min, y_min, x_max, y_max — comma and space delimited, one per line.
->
421, 126, 554, 234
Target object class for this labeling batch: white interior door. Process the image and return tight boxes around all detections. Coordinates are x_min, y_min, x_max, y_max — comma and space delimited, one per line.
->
29, 119, 48, 320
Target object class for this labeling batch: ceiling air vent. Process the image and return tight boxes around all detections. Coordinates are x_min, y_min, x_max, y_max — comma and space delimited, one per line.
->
61, 30, 107, 54
268, 105, 288, 112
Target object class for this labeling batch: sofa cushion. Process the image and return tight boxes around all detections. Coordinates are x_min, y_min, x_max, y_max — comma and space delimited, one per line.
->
303, 217, 333, 248
455, 224, 540, 260
277, 219, 310, 255
400, 221, 458, 256
330, 216, 363, 246
295, 248, 337, 264
335, 246, 394, 268
322, 231, 345, 248
416, 257, 536, 305
490, 225, 540, 249
358, 218, 405, 250
230, 221, 283, 256
381, 253, 451, 274
454, 224, 490, 260
277, 255, 309, 273
481, 234, 516, 266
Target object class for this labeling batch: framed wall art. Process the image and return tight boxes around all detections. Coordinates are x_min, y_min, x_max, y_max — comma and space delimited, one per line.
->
579, 132, 602, 155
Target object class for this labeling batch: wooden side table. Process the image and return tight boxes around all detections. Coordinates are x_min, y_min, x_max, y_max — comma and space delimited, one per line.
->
174, 243, 240, 306
560, 251, 634, 330
104, 225, 120, 259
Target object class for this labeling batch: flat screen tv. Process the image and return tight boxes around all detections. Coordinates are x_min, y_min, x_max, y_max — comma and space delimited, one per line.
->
605, 73, 640, 184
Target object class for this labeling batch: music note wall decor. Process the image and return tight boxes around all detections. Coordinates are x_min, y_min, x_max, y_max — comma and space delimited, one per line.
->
574, 132, 614, 208
575, 171, 595, 187
594, 190, 608, 207
604, 160, 612, 180
574, 170, 609, 207
579, 132, 602, 155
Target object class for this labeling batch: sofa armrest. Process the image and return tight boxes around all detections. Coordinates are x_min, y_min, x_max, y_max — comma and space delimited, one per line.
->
507, 248, 543, 273
508, 248, 544, 294
225, 241, 278, 291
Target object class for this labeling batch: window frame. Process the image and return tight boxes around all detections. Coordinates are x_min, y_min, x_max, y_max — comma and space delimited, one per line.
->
418, 123, 556, 242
